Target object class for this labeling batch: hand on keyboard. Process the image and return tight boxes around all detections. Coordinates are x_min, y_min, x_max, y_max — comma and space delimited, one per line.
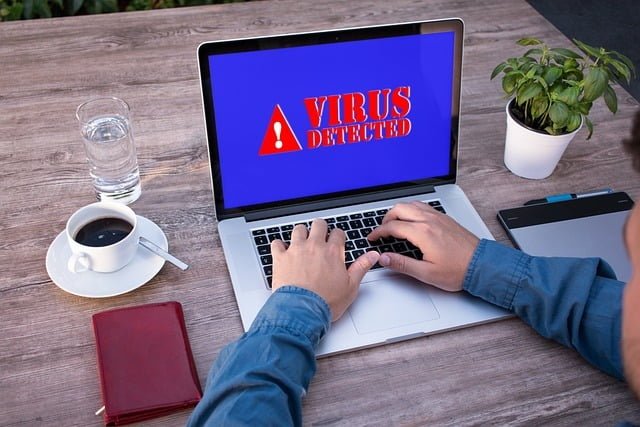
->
367, 201, 479, 292
271, 218, 380, 321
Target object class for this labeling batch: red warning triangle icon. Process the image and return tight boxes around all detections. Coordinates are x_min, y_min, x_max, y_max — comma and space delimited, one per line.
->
258, 104, 303, 156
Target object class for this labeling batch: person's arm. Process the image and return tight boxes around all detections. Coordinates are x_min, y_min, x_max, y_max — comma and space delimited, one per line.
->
189, 220, 379, 426
187, 286, 330, 426
465, 239, 624, 380
368, 201, 624, 380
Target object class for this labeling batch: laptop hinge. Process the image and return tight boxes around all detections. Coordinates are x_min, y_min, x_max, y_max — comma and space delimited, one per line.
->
244, 185, 436, 222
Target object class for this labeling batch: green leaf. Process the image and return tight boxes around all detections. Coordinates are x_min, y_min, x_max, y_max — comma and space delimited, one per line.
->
530, 97, 549, 119
6, 2, 23, 19
490, 62, 507, 80
517, 38, 542, 46
557, 86, 579, 106
566, 113, 582, 132
523, 48, 543, 58
32, 0, 51, 17
68, 0, 84, 15
609, 59, 631, 83
577, 101, 593, 115
584, 116, 594, 139
543, 66, 563, 86
22, 0, 33, 18
502, 73, 518, 95
573, 39, 602, 60
549, 101, 570, 127
582, 67, 608, 102
550, 47, 583, 59
612, 51, 637, 77
517, 82, 543, 104
603, 84, 618, 113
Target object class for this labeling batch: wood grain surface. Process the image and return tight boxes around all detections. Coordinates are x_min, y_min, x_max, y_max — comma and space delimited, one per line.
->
1, 0, 639, 425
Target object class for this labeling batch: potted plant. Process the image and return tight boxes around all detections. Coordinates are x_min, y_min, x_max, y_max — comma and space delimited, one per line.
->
491, 38, 636, 179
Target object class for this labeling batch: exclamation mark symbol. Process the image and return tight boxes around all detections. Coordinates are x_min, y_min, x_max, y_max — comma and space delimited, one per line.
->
274, 121, 282, 149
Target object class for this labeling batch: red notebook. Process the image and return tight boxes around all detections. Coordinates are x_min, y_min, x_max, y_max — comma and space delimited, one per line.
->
92, 301, 202, 425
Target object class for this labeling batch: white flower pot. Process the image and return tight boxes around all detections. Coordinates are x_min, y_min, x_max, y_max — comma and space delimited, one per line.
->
503, 102, 582, 179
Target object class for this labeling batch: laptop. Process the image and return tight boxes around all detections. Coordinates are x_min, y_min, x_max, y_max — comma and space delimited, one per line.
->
197, 18, 510, 356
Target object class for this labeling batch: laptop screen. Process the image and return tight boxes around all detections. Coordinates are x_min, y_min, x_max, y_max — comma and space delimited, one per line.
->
199, 20, 463, 218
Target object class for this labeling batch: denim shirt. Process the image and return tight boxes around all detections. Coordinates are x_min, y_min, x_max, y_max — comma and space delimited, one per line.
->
188, 239, 624, 426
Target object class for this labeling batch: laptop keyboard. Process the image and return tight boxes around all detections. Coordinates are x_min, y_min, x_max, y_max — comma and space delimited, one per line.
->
252, 200, 446, 289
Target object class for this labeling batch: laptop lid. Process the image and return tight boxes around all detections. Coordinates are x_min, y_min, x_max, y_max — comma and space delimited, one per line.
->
198, 19, 464, 221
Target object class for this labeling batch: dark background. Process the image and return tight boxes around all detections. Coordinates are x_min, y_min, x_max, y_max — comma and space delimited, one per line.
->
527, 0, 639, 101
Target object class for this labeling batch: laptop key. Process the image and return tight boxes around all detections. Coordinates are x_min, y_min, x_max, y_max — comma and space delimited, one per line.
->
347, 230, 361, 240
266, 276, 273, 288
392, 242, 408, 253
336, 222, 350, 231
363, 217, 376, 227
376, 209, 388, 215
252, 229, 266, 236
345, 241, 355, 251
360, 227, 372, 237
257, 244, 271, 255
355, 239, 369, 249
349, 219, 363, 229
349, 213, 363, 219
352, 249, 365, 258
254, 235, 268, 245
263, 265, 273, 276
336, 215, 349, 222
379, 244, 393, 253
266, 226, 280, 233
260, 255, 273, 265
268, 233, 282, 242
281, 224, 294, 231
363, 211, 377, 217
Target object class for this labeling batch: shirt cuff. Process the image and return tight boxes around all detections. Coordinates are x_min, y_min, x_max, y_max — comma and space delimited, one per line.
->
462, 239, 527, 310
249, 286, 332, 348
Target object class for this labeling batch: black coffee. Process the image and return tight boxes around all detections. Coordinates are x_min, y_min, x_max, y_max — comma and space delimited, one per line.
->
74, 217, 133, 247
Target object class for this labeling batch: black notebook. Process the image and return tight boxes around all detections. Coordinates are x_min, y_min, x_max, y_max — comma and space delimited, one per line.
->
497, 191, 634, 281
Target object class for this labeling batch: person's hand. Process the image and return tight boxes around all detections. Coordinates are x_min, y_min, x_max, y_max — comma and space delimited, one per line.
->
271, 219, 380, 321
367, 201, 479, 292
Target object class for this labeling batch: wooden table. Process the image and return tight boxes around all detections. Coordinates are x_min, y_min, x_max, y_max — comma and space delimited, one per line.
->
2, 0, 640, 425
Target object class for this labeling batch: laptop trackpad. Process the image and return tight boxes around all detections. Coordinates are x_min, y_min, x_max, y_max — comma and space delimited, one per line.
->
348, 274, 440, 335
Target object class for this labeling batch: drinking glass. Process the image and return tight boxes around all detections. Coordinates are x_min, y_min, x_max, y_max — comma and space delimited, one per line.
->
76, 97, 141, 204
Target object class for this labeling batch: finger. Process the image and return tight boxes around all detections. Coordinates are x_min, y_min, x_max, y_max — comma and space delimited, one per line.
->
270, 239, 287, 255
378, 252, 430, 283
308, 218, 328, 242
327, 226, 346, 246
290, 223, 309, 243
382, 202, 430, 224
368, 220, 416, 242
348, 250, 381, 285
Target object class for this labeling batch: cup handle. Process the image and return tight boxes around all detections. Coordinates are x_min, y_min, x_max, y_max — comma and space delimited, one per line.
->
68, 252, 90, 273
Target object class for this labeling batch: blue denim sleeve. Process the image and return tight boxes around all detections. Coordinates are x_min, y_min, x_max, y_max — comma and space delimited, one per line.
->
463, 239, 624, 380
187, 286, 331, 427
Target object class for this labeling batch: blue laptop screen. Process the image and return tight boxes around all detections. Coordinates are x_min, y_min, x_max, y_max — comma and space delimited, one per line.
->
208, 30, 456, 210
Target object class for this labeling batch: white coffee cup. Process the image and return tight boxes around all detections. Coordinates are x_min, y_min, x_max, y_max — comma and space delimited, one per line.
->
66, 202, 140, 273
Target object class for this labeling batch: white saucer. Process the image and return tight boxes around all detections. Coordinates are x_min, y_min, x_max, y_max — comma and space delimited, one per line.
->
46, 216, 167, 298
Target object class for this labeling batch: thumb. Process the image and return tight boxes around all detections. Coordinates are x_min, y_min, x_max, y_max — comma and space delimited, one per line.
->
379, 252, 428, 282
348, 250, 380, 285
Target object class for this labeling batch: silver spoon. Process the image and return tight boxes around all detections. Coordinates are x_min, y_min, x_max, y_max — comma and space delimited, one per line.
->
139, 236, 189, 270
